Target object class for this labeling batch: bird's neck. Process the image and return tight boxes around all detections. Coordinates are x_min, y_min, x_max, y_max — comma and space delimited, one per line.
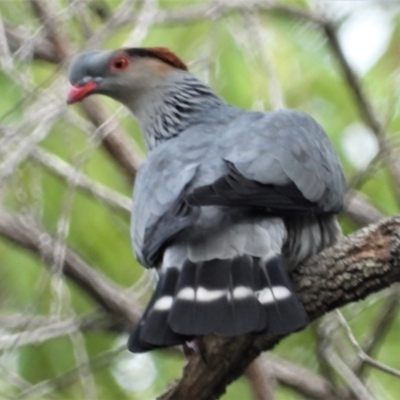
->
126, 73, 225, 151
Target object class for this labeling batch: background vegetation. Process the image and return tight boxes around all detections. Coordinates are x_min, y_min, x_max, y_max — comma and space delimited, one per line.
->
0, 0, 399, 399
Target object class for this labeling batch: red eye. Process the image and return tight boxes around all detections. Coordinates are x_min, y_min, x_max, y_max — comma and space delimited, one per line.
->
111, 57, 129, 70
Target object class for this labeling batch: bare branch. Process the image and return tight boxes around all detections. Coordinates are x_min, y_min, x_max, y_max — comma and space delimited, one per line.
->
354, 286, 400, 376
16, 345, 126, 399
323, 22, 400, 203
29, 0, 144, 181
323, 23, 381, 136
264, 354, 344, 400
29, 0, 72, 60
86, 0, 142, 49
0, 93, 66, 189
4, 23, 60, 63
245, 357, 276, 400
30, 147, 131, 214
323, 347, 376, 400
0, 313, 110, 332
247, 353, 345, 400
344, 190, 385, 226
158, 216, 400, 399
80, 98, 144, 181
239, 12, 285, 111
153, 0, 325, 26
0, 211, 140, 331
336, 311, 400, 380
0, 315, 109, 352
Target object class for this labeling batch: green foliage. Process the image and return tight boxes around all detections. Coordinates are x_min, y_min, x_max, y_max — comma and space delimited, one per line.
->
1, 0, 399, 399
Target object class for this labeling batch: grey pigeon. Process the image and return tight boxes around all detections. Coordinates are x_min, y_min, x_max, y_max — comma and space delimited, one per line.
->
67, 47, 346, 352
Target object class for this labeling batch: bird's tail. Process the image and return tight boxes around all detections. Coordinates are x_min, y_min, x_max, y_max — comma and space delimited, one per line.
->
128, 253, 307, 353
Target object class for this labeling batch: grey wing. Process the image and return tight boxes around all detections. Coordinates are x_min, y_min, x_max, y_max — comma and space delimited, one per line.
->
187, 110, 345, 214
132, 158, 199, 268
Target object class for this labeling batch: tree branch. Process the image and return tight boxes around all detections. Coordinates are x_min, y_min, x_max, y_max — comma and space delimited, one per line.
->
245, 356, 276, 400
80, 99, 144, 180
30, 147, 132, 214
262, 354, 344, 400
0, 314, 110, 352
353, 286, 400, 377
29, 0, 143, 181
158, 216, 400, 400
323, 21, 400, 204
153, 0, 325, 26
344, 190, 384, 227
0, 211, 140, 332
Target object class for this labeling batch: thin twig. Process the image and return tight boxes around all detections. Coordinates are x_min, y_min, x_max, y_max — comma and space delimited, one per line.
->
30, 0, 144, 180
336, 311, 400, 380
0, 89, 66, 189
0, 314, 111, 333
344, 190, 384, 226
323, 347, 376, 400
0, 211, 140, 331
357, 287, 400, 374
31, 147, 131, 213
0, 315, 109, 352
264, 354, 344, 400
153, 0, 325, 26
15, 344, 126, 399
243, 12, 285, 110
80, 99, 144, 180
29, 0, 72, 61
245, 356, 276, 400
323, 21, 400, 203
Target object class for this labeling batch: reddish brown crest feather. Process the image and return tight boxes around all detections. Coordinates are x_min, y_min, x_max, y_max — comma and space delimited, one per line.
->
125, 47, 188, 71
147, 47, 188, 70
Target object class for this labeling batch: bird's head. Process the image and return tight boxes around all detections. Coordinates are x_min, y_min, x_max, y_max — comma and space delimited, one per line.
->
67, 47, 188, 105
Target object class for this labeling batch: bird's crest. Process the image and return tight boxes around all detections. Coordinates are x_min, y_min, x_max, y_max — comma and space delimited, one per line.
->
125, 47, 188, 71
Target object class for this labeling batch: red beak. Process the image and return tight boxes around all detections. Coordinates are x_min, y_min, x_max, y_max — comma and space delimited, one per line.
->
67, 80, 98, 104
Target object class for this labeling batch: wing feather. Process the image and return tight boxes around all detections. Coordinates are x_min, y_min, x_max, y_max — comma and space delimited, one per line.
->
187, 110, 345, 214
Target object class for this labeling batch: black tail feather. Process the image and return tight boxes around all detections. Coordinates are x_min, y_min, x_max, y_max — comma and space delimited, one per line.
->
169, 258, 236, 335
128, 267, 192, 353
256, 256, 308, 335
230, 256, 265, 334
128, 254, 308, 353
169, 257, 263, 336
